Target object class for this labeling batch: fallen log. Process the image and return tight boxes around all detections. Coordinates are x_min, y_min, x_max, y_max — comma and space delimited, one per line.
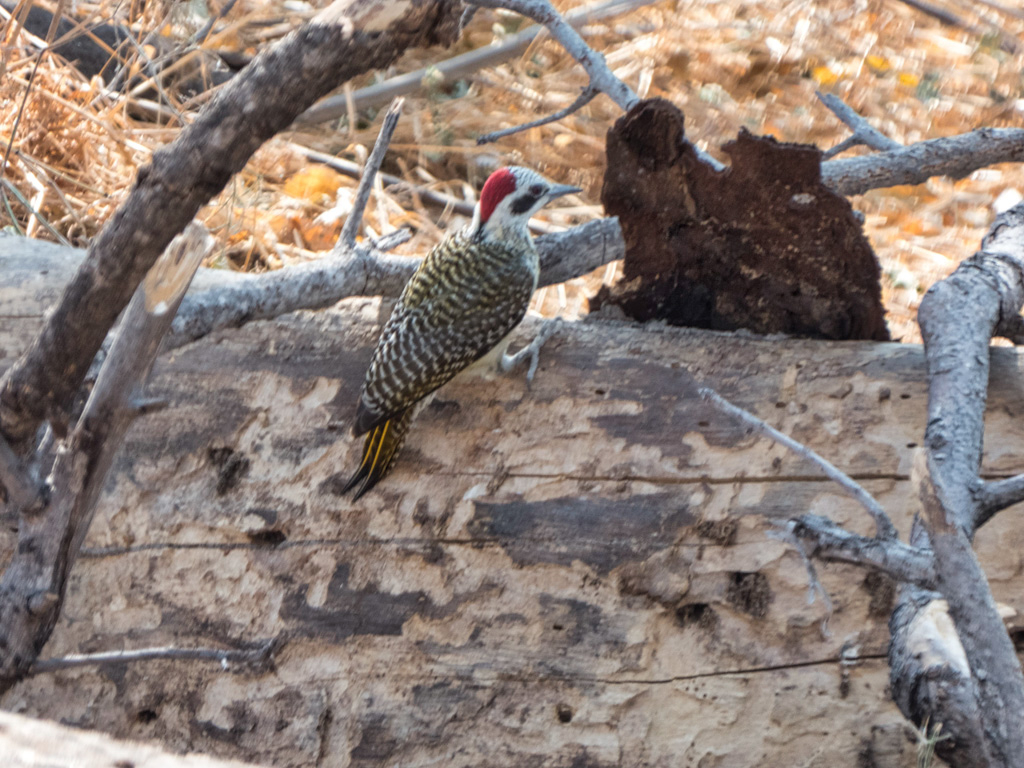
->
5, 245, 1024, 766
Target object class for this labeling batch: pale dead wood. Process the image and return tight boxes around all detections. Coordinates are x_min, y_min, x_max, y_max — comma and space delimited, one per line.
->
0, 0, 464, 448
1, 710, 261, 768
2, 292, 954, 767
0, 223, 212, 694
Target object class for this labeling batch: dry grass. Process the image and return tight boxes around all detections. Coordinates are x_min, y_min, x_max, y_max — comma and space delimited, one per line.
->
2, 0, 1023, 340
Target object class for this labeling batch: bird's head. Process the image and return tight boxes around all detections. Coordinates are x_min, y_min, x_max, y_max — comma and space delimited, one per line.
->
470, 166, 581, 243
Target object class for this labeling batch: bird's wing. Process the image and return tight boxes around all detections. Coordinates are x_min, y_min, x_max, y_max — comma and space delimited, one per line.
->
352, 238, 536, 436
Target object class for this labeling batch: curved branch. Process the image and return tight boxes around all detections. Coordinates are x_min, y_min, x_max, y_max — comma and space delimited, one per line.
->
0, 0, 464, 449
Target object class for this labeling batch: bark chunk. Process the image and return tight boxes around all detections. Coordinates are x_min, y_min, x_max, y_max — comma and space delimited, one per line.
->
596, 98, 889, 341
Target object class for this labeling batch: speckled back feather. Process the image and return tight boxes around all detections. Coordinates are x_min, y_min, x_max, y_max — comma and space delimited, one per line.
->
354, 227, 539, 436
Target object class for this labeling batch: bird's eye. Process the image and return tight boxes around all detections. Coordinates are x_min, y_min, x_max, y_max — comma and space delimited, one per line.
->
528, 183, 545, 197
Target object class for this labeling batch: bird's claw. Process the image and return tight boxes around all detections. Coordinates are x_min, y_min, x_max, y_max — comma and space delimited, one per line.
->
502, 318, 561, 387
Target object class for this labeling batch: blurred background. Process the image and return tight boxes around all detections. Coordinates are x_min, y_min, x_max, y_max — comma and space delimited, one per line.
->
1, 0, 1022, 341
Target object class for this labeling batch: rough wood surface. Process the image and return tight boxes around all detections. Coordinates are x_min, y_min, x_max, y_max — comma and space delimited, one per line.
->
0, 710, 259, 767
5, 250, 1024, 766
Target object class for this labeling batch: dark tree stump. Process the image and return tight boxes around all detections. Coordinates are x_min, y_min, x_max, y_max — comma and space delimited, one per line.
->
595, 98, 889, 341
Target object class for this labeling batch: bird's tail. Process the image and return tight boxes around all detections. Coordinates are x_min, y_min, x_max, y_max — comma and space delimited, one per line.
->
343, 407, 415, 499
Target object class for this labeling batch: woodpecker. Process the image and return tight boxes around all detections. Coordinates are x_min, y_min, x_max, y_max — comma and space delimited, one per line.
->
343, 166, 580, 498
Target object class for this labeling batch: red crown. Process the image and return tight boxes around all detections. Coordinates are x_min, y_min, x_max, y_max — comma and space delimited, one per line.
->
478, 168, 517, 224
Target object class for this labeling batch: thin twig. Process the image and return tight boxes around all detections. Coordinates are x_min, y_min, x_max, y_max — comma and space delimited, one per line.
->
767, 522, 834, 637
477, 86, 598, 144
699, 387, 897, 539
189, 0, 240, 46
339, 97, 404, 250
32, 638, 278, 673
817, 91, 901, 158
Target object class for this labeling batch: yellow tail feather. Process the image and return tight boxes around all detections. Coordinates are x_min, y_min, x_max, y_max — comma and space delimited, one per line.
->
343, 408, 413, 499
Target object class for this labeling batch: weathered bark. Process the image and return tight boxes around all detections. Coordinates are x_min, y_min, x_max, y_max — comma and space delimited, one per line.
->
890, 202, 1024, 767
6, 249, 1024, 765
0, 0, 463, 447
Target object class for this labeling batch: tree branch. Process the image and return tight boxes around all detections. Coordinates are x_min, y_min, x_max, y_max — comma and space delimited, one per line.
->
889, 585, 990, 768
0, 0, 464, 449
915, 450, 1024, 766
164, 216, 624, 349
783, 515, 936, 588
32, 638, 278, 674
821, 128, 1024, 197
0, 435, 37, 514
974, 473, 1024, 527
897, 202, 1024, 766
477, 86, 598, 144
817, 91, 901, 158
465, 0, 638, 110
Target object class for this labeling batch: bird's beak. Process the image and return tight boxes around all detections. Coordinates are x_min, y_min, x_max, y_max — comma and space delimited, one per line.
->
547, 184, 582, 200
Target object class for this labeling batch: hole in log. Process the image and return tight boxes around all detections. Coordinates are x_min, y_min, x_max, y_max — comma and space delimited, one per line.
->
675, 602, 717, 630
726, 572, 771, 618
247, 529, 287, 547
556, 703, 574, 723
136, 708, 158, 724
1010, 628, 1024, 653
207, 447, 251, 496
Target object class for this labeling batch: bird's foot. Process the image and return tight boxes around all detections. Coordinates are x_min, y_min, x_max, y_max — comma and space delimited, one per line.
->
500, 318, 563, 384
